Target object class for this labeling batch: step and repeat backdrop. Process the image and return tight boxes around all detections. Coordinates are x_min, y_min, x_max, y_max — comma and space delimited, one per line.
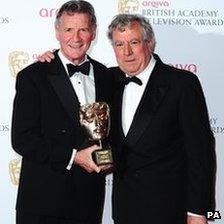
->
0, 0, 223, 223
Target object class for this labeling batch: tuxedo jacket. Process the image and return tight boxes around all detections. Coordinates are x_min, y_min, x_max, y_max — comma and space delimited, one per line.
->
11, 51, 113, 222
110, 54, 215, 224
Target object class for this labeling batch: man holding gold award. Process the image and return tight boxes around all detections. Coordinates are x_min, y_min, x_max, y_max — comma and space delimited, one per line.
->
11, 1, 113, 224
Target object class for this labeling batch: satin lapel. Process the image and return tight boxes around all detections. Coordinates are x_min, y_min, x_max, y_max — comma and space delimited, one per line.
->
115, 83, 126, 142
113, 69, 126, 143
124, 62, 169, 148
89, 58, 103, 101
47, 52, 80, 124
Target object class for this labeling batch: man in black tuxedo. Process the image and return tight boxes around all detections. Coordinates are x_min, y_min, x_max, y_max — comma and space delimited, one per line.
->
107, 14, 215, 224
11, 1, 113, 224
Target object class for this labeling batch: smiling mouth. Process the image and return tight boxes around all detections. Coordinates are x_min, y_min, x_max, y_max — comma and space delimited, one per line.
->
124, 56, 135, 62
69, 43, 83, 49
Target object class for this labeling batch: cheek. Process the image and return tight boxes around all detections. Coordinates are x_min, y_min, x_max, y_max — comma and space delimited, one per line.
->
85, 37, 92, 45
135, 50, 146, 61
63, 34, 72, 42
82, 35, 93, 44
134, 47, 144, 55
58, 34, 69, 43
114, 50, 123, 61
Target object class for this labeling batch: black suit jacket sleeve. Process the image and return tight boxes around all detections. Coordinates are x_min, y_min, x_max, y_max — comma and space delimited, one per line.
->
11, 68, 72, 170
179, 74, 215, 215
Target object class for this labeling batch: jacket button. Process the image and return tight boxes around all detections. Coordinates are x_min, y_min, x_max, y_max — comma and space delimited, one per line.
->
61, 129, 66, 134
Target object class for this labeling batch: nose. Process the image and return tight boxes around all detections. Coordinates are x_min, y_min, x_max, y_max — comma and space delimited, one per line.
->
124, 43, 133, 56
71, 31, 81, 41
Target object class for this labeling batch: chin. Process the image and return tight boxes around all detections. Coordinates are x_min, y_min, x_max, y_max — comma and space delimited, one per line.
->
127, 71, 138, 76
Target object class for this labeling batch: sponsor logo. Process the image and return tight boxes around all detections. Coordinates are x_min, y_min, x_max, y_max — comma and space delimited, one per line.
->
118, 0, 170, 14
210, 117, 224, 134
118, 0, 140, 14
117, 1, 223, 27
9, 158, 21, 186
169, 63, 198, 74
39, 8, 58, 18
0, 125, 9, 131
8, 51, 29, 77
142, 0, 170, 8
0, 17, 9, 24
144, 9, 223, 26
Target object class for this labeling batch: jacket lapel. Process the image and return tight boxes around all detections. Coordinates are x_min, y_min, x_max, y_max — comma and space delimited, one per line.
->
115, 81, 126, 143
124, 57, 169, 148
47, 51, 81, 125
88, 57, 103, 102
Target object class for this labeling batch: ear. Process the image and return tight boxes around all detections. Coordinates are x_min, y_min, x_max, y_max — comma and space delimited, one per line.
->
55, 26, 60, 41
91, 25, 97, 40
147, 38, 156, 52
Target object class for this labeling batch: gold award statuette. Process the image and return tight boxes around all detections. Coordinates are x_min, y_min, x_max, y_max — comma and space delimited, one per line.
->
79, 102, 113, 165
9, 158, 22, 186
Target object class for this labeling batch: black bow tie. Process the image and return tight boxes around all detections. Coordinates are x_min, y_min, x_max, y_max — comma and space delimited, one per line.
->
122, 76, 142, 86
66, 61, 90, 77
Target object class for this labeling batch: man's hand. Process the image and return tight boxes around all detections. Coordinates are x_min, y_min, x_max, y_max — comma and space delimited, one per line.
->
74, 145, 102, 173
187, 215, 208, 224
99, 164, 113, 172
37, 50, 55, 62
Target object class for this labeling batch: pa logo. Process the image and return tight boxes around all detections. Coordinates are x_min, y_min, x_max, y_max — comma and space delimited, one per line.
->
206, 211, 221, 219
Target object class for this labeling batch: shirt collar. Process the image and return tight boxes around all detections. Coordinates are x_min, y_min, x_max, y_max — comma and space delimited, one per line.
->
126, 55, 156, 85
58, 50, 89, 74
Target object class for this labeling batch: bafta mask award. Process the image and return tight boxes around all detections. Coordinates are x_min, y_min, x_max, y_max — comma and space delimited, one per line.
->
79, 102, 113, 165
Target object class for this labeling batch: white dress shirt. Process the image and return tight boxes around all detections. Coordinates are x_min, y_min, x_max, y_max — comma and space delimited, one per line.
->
57, 51, 96, 170
122, 56, 156, 136
58, 50, 95, 105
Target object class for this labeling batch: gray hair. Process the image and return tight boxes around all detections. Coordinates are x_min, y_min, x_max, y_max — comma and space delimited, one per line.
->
107, 14, 155, 44
55, 0, 97, 28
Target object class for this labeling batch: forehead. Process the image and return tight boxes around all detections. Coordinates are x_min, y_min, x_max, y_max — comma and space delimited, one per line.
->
59, 12, 92, 27
112, 22, 143, 39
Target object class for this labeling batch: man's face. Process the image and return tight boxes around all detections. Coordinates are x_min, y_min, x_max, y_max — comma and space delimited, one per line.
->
55, 12, 96, 64
112, 22, 154, 76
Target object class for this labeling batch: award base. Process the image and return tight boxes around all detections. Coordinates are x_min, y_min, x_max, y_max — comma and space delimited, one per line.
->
92, 148, 113, 165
